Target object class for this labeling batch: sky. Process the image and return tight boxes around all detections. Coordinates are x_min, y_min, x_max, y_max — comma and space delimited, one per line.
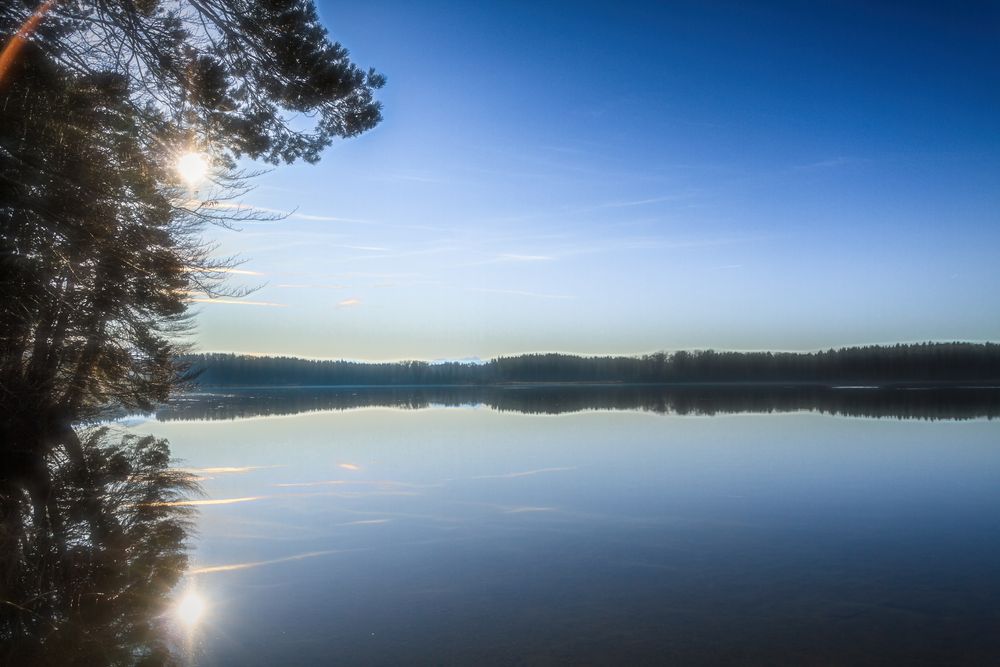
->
190, 0, 1000, 361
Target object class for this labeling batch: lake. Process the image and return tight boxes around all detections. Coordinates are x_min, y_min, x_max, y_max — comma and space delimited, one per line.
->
127, 387, 1000, 665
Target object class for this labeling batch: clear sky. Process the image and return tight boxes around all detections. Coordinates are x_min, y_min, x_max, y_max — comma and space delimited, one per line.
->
190, 0, 1000, 361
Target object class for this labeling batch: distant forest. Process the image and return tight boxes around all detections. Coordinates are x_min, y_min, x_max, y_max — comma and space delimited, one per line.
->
182, 343, 1000, 387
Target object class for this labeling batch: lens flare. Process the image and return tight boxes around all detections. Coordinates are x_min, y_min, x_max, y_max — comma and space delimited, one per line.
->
0, 0, 57, 88
176, 152, 209, 187
175, 590, 206, 626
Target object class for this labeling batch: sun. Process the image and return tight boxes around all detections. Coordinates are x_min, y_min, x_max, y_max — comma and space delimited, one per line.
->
175, 589, 207, 626
176, 151, 209, 187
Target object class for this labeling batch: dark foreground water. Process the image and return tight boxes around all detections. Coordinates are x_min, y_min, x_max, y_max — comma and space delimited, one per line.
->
120, 388, 1000, 664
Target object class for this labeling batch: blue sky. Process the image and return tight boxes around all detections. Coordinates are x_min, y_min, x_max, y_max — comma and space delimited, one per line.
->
191, 0, 1000, 360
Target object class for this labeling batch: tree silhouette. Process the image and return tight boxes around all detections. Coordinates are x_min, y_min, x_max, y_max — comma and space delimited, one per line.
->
1, 429, 198, 666
177, 342, 1000, 388
0, 1, 384, 464
0, 0, 385, 165
0, 14, 380, 656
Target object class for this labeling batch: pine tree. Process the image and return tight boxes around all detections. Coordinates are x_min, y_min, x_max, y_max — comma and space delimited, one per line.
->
0, 1, 383, 465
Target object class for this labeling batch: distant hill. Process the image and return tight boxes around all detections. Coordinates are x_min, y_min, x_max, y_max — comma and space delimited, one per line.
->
180, 343, 1000, 387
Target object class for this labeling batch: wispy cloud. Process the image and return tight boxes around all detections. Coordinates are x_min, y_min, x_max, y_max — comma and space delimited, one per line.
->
503, 506, 558, 513
181, 266, 265, 276
465, 287, 576, 300
183, 465, 284, 475
338, 245, 390, 252
272, 479, 438, 490
274, 480, 350, 488
595, 194, 690, 209
328, 271, 424, 280
276, 283, 348, 290
215, 267, 265, 276
548, 234, 770, 259
186, 298, 287, 308
332, 245, 459, 263
149, 495, 265, 507
471, 466, 576, 480
336, 298, 361, 308
292, 212, 374, 223
620, 236, 756, 251
457, 252, 557, 268
440, 233, 767, 276
383, 171, 450, 184
187, 201, 373, 224
539, 144, 590, 155
189, 549, 350, 575
189, 200, 456, 232
495, 253, 554, 262
791, 156, 858, 171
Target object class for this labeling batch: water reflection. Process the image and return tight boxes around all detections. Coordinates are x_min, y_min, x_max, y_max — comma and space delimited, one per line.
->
153, 385, 1000, 421
132, 404, 1000, 664
0, 429, 197, 665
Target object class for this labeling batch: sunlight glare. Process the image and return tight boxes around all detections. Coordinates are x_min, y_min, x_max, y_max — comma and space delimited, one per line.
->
175, 590, 206, 626
176, 152, 209, 187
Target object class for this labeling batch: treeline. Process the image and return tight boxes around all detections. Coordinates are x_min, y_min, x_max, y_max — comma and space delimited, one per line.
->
181, 342, 1000, 387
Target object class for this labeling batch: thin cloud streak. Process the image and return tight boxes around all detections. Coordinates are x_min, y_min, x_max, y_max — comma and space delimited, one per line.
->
186, 298, 287, 308
449, 233, 767, 270
276, 283, 348, 289
466, 288, 576, 300
331, 245, 459, 263
471, 466, 577, 480
181, 266, 265, 276
496, 253, 554, 262
213, 267, 264, 276
189, 549, 351, 575
791, 156, 859, 171
540, 234, 772, 261
273, 479, 435, 489
189, 201, 372, 224
456, 252, 557, 268
149, 495, 265, 507
503, 506, 558, 513
595, 194, 691, 209
183, 465, 284, 474
191, 201, 457, 233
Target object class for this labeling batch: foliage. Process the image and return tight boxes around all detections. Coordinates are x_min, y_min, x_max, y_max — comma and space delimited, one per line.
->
0, 4, 381, 655
2, 46, 197, 428
0, 0, 383, 458
0, 0, 385, 165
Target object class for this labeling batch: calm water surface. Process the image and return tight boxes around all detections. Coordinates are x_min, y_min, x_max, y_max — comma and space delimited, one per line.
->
129, 392, 1000, 665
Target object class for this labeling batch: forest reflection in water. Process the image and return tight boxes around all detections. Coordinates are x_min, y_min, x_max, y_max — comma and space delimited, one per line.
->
5, 389, 1000, 665
153, 384, 1000, 422
134, 400, 1000, 665
0, 430, 198, 666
